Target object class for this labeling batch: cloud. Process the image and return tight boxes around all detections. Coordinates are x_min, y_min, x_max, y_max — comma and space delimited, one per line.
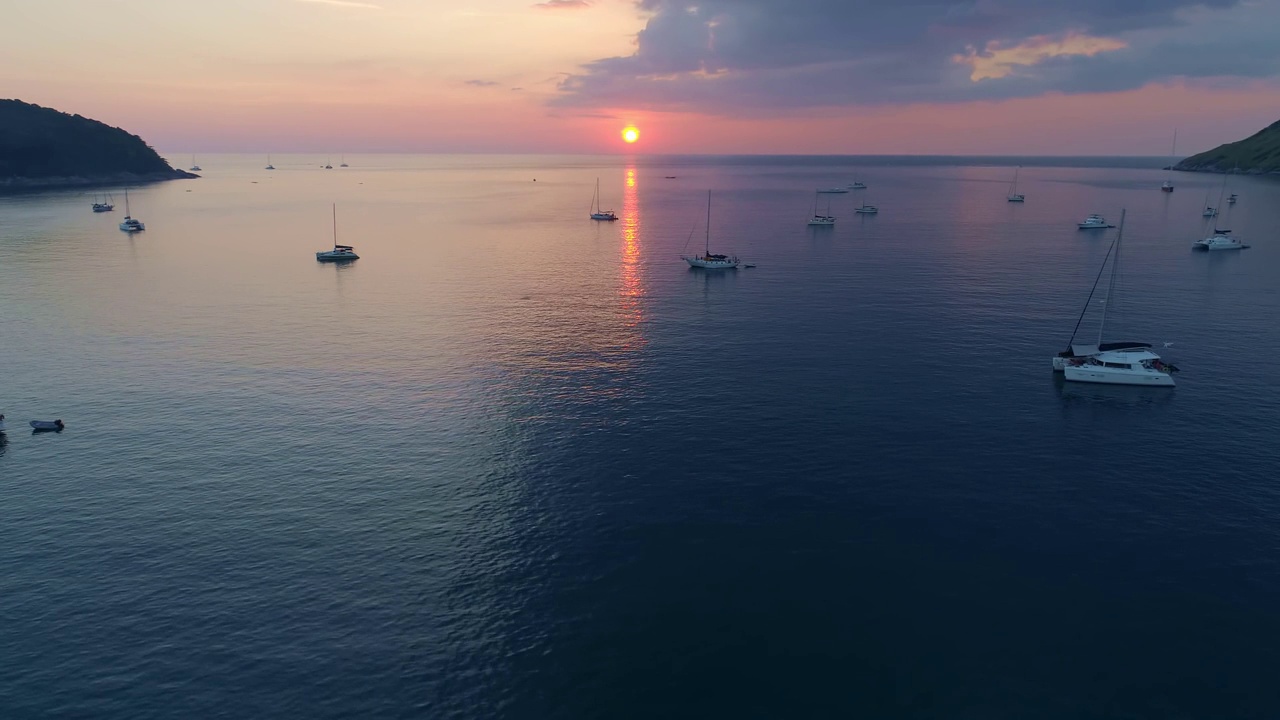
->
553, 0, 1277, 113
293, 0, 381, 8
465, 79, 501, 87
534, 0, 592, 8
954, 32, 1127, 82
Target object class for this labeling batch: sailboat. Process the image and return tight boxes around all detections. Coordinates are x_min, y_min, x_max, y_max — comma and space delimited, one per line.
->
316, 204, 359, 261
808, 192, 836, 226
189, 155, 202, 172
339, 155, 348, 168
1201, 189, 1217, 217
324, 158, 333, 169
1194, 173, 1249, 251
589, 178, 617, 221
1052, 210, 1176, 385
1007, 166, 1025, 202
847, 180, 867, 190
266, 155, 275, 170
92, 193, 114, 212
681, 191, 740, 269
1161, 130, 1176, 192
118, 189, 145, 232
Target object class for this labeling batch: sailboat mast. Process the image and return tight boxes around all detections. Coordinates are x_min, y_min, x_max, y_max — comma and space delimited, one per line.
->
332, 203, 337, 247
1167, 130, 1177, 182
1096, 209, 1126, 346
705, 190, 711, 254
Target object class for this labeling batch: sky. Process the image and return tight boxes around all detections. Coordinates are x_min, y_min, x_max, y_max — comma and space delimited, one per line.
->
3, 0, 1279, 155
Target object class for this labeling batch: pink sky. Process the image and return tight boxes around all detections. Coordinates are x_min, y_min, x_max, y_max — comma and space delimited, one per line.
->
4, 0, 1277, 155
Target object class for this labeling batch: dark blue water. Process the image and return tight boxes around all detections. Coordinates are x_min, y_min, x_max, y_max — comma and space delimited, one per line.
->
2, 155, 1279, 718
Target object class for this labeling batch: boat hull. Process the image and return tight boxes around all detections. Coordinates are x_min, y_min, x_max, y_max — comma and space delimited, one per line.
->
683, 256, 738, 269
1063, 365, 1175, 386
590, 213, 618, 221
317, 253, 359, 261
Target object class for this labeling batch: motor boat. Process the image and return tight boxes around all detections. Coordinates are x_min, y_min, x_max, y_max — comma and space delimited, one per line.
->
1077, 214, 1114, 229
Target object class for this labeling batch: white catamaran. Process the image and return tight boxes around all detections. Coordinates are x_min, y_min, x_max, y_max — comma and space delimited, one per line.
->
1052, 210, 1177, 386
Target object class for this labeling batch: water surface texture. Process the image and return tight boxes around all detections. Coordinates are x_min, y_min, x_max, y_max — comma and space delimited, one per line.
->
2, 155, 1279, 718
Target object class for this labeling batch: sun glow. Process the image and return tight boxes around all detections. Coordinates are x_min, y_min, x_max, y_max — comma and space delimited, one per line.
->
622, 126, 639, 143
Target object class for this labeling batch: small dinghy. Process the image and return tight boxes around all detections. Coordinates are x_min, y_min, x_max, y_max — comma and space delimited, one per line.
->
30, 419, 65, 432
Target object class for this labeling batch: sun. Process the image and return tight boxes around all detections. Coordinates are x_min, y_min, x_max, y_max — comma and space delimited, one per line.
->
622, 126, 639, 144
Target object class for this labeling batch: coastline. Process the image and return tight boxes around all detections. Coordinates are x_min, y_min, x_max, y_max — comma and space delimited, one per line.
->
0, 169, 199, 194
1173, 164, 1280, 176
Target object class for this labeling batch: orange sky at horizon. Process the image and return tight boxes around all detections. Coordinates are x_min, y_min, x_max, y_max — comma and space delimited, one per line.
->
4, 0, 1278, 157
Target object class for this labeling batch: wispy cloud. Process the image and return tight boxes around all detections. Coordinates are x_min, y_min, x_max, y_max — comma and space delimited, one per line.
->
954, 32, 1127, 81
534, 0, 591, 9
465, 79, 500, 87
294, 0, 381, 9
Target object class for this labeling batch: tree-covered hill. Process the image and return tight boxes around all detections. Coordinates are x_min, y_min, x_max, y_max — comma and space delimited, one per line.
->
0, 99, 194, 189
1175, 119, 1280, 174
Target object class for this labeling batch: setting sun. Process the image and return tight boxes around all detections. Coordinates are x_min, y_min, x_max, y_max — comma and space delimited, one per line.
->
622, 126, 639, 144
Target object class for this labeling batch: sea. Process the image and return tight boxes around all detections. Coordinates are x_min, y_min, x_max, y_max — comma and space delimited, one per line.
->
2, 154, 1279, 719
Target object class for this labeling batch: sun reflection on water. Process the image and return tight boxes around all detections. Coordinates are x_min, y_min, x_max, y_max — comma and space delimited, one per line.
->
620, 167, 645, 348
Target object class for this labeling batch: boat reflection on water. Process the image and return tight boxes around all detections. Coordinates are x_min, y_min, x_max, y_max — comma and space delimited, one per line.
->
1053, 372, 1176, 411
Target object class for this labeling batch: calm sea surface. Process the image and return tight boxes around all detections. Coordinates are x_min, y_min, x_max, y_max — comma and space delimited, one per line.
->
2, 155, 1279, 718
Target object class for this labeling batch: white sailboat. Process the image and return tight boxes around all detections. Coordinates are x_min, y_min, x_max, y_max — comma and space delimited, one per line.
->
266, 155, 275, 170
681, 191, 740, 269
1007, 166, 1025, 202
807, 192, 836, 226
92, 193, 114, 212
589, 178, 618, 221
189, 155, 201, 172
1052, 210, 1177, 386
854, 203, 878, 214
118, 189, 145, 232
316, 204, 359, 261
1161, 130, 1176, 192
847, 179, 867, 189
339, 155, 349, 168
817, 186, 850, 194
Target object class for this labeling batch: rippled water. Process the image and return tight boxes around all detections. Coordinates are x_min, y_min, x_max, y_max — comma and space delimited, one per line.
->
2, 155, 1279, 718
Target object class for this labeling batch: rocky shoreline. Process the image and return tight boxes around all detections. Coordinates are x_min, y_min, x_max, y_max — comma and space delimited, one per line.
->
0, 169, 199, 193
1173, 163, 1280, 175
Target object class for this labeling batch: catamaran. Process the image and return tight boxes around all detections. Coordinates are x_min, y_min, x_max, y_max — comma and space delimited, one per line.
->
1052, 210, 1177, 386
589, 178, 617, 221
316, 204, 359, 261
92, 193, 114, 212
118, 189, 145, 232
682, 191, 740, 269
808, 192, 836, 226
189, 155, 202, 172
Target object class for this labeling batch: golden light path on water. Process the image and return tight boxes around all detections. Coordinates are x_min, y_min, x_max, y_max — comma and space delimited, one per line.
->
619, 166, 645, 349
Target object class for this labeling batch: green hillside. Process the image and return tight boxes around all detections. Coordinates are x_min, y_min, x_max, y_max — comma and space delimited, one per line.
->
1175, 119, 1280, 174
0, 99, 192, 188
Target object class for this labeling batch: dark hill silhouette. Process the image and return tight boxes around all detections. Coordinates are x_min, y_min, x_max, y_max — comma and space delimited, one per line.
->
1175, 119, 1280, 175
0, 99, 195, 190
